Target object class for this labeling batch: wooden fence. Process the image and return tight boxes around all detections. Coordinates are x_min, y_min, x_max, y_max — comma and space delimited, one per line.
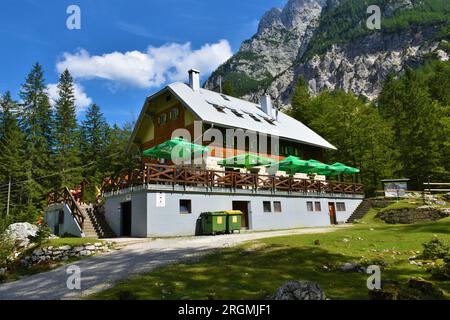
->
102, 164, 364, 195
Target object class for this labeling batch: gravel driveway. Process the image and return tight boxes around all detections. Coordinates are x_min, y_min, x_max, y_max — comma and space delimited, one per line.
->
0, 225, 348, 300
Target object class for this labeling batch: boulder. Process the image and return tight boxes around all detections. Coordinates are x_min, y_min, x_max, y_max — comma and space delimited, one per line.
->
84, 245, 96, 251
272, 281, 326, 300
407, 277, 445, 299
340, 262, 363, 272
5, 223, 38, 247
58, 245, 72, 251
79, 250, 92, 256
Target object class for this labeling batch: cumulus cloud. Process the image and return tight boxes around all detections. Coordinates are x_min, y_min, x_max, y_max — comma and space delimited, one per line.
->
55, 40, 233, 89
47, 82, 93, 113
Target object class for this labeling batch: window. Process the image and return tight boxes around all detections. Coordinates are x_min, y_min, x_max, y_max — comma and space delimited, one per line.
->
158, 113, 167, 125
307, 201, 314, 212
336, 202, 346, 212
263, 201, 272, 213
314, 202, 322, 212
274, 201, 282, 213
230, 109, 244, 118
169, 108, 179, 120
179, 200, 192, 214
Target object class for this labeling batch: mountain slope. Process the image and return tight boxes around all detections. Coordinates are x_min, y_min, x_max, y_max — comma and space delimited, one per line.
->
205, 0, 450, 106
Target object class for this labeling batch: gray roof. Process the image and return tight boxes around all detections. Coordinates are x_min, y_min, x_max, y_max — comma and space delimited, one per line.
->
130, 82, 336, 150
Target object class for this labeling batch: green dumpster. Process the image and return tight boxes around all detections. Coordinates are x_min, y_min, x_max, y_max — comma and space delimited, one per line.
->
225, 210, 243, 234
200, 211, 228, 235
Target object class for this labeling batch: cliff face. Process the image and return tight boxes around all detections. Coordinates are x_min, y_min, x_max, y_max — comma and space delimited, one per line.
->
205, 0, 449, 106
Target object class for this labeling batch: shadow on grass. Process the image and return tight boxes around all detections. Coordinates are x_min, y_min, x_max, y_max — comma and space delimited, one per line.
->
89, 244, 430, 300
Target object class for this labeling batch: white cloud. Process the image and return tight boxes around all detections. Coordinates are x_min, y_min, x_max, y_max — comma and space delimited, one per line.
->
55, 40, 233, 89
47, 82, 93, 113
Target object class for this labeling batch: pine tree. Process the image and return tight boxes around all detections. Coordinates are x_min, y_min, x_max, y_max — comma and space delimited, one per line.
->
53, 69, 81, 190
80, 104, 110, 202
19, 63, 54, 205
0, 92, 33, 221
288, 77, 313, 125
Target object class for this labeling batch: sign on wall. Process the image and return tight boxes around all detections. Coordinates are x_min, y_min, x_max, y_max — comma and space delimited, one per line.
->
156, 192, 166, 207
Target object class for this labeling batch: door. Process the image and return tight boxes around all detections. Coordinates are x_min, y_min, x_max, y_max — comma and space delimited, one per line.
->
121, 201, 132, 237
232, 201, 250, 229
328, 202, 337, 225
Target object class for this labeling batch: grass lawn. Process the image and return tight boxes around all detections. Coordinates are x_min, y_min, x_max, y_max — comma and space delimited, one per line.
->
88, 208, 450, 300
37, 237, 102, 249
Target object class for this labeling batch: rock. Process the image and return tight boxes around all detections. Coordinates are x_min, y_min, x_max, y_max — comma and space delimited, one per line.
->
407, 277, 445, 299
340, 262, 361, 272
79, 250, 92, 256
73, 246, 84, 253
5, 223, 39, 247
272, 281, 326, 300
94, 242, 103, 247
32, 249, 44, 256
84, 245, 96, 251
52, 251, 61, 256
58, 245, 72, 251
205, 0, 446, 106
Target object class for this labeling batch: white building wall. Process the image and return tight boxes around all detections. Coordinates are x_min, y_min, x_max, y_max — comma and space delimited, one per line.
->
104, 189, 147, 237
45, 203, 83, 237
104, 189, 363, 237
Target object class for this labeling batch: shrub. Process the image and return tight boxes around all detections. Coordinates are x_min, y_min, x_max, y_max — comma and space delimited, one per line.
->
422, 239, 449, 260
0, 232, 15, 269
28, 223, 51, 246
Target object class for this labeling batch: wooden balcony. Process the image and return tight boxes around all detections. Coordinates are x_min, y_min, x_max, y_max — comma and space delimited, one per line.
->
102, 163, 364, 196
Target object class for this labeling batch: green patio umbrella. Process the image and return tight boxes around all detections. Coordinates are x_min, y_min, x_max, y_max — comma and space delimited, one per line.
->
329, 162, 360, 174
313, 162, 360, 176
303, 160, 332, 175
267, 156, 311, 175
218, 153, 276, 169
143, 138, 209, 161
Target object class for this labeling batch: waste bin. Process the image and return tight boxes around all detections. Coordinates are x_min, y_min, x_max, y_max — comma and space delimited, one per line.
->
200, 211, 227, 235
225, 210, 243, 234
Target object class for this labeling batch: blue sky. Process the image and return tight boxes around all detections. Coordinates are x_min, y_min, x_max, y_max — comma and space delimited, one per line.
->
0, 0, 284, 125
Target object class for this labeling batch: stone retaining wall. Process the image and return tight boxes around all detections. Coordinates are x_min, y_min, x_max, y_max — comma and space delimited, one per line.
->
377, 206, 450, 224
21, 242, 112, 267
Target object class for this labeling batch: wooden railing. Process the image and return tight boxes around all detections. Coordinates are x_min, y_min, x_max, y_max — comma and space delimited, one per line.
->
101, 163, 364, 195
47, 187, 86, 229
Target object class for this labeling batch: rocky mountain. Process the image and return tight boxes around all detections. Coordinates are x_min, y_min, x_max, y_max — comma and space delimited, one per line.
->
205, 0, 449, 107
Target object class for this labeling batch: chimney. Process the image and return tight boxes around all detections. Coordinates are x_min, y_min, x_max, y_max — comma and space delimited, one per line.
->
188, 69, 200, 91
260, 95, 274, 119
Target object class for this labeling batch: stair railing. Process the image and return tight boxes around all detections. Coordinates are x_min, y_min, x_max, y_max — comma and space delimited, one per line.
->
47, 187, 86, 230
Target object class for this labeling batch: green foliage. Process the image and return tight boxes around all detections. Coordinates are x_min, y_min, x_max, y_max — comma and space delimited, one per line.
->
53, 70, 82, 190
378, 62, 449, 187
80, 104, 110, 202
0, 231, 14, 269
28, 223, 51, 247
422, 238, 449, 260
289, 82, 397, 195
210, 71, 274, 97
0, 63, 136, 223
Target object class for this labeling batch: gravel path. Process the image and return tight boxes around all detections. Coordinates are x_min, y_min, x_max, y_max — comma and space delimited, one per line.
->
0, 225, 349, 300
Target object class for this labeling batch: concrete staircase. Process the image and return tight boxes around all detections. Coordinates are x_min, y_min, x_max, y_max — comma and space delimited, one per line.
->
346, 200, 372, 223
80, 204, 116, 239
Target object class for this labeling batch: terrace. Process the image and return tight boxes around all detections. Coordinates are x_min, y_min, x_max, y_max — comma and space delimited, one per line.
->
102, 163, 364, 197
